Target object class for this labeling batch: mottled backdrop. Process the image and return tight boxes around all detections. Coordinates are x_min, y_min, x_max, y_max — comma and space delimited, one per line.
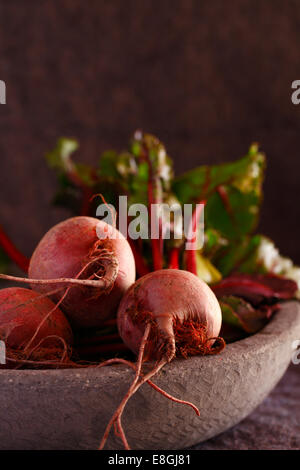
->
0, 0, 300, 264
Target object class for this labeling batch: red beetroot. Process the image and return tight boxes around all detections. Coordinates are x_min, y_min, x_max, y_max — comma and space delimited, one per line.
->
100, 269, 224, 450
118, 269, 223, 362
0, 287, 73, 361
24, 216, 136, 328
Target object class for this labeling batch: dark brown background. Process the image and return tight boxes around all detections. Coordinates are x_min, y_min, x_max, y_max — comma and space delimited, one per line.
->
0, 0, 300, 263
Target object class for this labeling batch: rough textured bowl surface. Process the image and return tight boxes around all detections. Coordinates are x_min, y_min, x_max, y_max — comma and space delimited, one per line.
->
0, 301, 299, 450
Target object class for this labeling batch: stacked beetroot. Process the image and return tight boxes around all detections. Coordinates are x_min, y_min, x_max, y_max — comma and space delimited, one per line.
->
0, 216, 136, 366
0, 216, 227, 450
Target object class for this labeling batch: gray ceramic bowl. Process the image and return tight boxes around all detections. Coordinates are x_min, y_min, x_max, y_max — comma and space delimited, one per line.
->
0, 301, 299, 450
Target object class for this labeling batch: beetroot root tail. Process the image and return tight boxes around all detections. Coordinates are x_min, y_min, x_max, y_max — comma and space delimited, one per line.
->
114, 359, 167, 449
147, 380, 200, 416
0, 244, 119, 292
99, 323, 152, 450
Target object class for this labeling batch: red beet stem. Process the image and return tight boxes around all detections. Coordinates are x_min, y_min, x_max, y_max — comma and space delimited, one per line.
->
147, 179, 163, 270
65, 161, 98, 217
80, 188, 93, 216
168, 247, 180, 269
217, 185, 233, 215
0, 225, 30, 273
185, 200, 206, 275
151, 238, 163, 270
141, 135, 164, 272
128, 239, 150, 276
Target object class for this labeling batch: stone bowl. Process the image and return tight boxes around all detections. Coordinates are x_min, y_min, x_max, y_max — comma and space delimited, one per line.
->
0, 301, 299, 450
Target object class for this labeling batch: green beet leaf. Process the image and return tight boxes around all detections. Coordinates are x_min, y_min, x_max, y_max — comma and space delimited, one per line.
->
219, 295, 273, 334
173, 144, 265, 242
